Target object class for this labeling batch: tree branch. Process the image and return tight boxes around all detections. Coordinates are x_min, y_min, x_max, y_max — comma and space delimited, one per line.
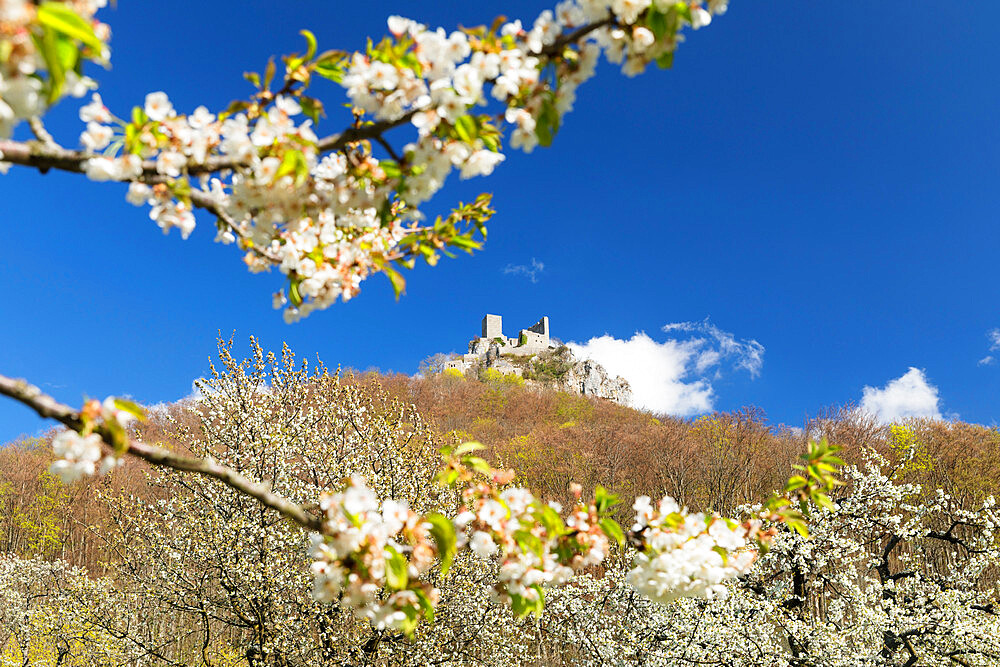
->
0, 138, 89, 173
538, 15, 616, 57
315, 109, 419, 154
0, 138, 247, 177
0, 373, 323, 532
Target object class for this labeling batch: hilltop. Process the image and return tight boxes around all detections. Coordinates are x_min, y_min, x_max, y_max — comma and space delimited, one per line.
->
424, 313, 632, 405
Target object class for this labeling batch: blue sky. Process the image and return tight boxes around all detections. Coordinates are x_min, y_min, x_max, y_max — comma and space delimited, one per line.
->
3, 1, 1000, 441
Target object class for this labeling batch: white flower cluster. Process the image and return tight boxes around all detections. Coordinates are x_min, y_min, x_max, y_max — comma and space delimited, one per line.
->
627, 494, 756, 603
52, 1, 727, 321
0, 0, 105, 145
49, 430, 104, 483
310, 451, 768, 628
79, 90, 415, 322
48, 396, 130, 484
457, 485, 608, 608
310, 475, 438, 631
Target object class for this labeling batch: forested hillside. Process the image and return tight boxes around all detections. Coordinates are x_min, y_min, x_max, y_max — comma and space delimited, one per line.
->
369, 370, 1000, 514
3, 351, 1000, 665
4, 368, 999, 573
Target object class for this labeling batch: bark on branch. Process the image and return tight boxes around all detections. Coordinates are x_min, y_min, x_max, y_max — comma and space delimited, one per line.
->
0, 373, 323, 532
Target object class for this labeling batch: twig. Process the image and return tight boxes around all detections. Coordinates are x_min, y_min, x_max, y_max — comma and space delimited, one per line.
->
28, 117, 57, 147
0, 373, 323, 533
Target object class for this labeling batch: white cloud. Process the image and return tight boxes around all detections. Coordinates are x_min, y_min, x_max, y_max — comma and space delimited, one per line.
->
567, 320, 765, 417
979, 329, 1000, 366
502, 258, 544, 283
860, 367, 942, 423
662, 320, 765, 378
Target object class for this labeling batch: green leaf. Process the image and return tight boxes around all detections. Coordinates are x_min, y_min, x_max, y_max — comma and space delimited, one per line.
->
674, 1, 693, 22
599, 517, 625, 547
453, 114, 477, 143
300, 29, 318, 61
425, 514, 457, 575
712, 545, 730, 564
530, 585, 546, 617
104, 417, 128, 457
383, 264, 406, 300
534, 97, 560, 147
36, 27, 66, 104
36, 2, 104, 54
53, 34, 78, 72
124, 123, 139, 152
113, 398, 147, 423
647, 9, 669, 39
783, 475, 807, 493
314, 58, 347, 83
510, 593, 529, 617
514, 529, 544, 558
594, 485, 620, 514
222, 100, 249, 117
656, 51, 675, 69
384, 546, 408, 590
785, 515, 809, 538
455, 442, 484, 456
380, 160, 402, 179
273, 149, 307, 185
465, 456, 493, 476
299, 96, 324, 124
439, 468, 459, 486
414, 588, 436, 623
419, 244, 439, 267
537, 504, 565, 536
288, 281, 303, 307
170, 177, 192, 201
285, 55, 305, 74
399, 604, 419, 637
263, 57, 277, 90
813, 491, 836, 512
448, 235, 482, 252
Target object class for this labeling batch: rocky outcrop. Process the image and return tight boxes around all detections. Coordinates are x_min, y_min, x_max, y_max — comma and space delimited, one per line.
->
559, 357, 632, 405
516, 347, 631, 405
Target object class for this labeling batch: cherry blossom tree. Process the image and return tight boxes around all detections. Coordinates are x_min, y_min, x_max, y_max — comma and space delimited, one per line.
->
80, 341, 574, 664
0, 554, 145, 665
0, 0, 855, 645
536, 450, 1000, 666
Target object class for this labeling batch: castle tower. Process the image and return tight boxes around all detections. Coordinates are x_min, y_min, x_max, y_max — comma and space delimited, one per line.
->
482, 313, 503, 339
527, 316, 549, 341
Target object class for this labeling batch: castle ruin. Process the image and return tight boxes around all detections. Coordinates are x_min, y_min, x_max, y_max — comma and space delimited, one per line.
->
444, 313, 556, 376
439, 313, 632, 405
